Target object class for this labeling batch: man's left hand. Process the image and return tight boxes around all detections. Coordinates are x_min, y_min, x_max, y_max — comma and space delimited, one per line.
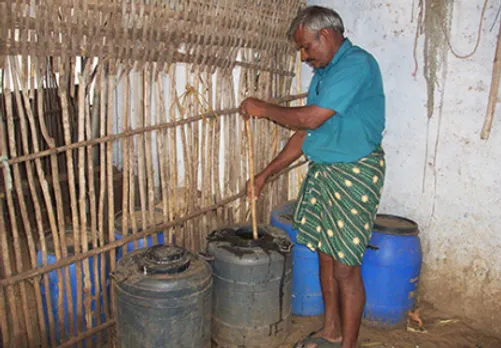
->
239, 97, 267, 119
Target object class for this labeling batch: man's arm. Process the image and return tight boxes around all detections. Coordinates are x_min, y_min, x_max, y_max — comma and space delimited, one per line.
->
248, 130, 306, 199
239, 98, 335, 130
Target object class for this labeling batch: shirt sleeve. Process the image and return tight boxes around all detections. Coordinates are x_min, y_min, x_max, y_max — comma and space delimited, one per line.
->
313, 55, 370, 114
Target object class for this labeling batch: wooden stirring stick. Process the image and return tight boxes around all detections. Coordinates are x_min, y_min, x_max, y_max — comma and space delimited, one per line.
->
245, 118, 259, 240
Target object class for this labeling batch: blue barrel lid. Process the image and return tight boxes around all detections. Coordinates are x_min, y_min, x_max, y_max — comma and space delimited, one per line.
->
43, 227, 95, 255
373, 215, 419, 236
114, 208, 165, 236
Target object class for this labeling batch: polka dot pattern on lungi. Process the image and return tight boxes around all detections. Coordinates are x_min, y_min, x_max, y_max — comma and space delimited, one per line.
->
292, 147, 386, 266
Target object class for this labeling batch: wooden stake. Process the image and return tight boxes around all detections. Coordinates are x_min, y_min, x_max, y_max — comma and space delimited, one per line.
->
481, 18, 501, 140
245, 118, 258, 240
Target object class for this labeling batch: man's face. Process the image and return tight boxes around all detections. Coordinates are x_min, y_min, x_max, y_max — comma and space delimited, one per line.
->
293, 25, 331, 69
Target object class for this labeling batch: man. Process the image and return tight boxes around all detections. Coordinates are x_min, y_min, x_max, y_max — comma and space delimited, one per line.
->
238, 5, 385, 348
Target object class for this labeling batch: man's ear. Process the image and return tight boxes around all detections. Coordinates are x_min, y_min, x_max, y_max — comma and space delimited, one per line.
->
318, 27, 332, 43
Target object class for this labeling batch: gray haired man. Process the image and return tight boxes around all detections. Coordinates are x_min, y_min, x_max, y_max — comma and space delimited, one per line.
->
239, 6, 386, 348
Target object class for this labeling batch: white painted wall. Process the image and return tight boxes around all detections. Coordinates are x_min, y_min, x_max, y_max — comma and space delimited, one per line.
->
305, 0, 501, 334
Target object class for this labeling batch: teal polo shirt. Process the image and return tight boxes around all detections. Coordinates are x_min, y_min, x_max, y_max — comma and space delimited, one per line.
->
302, 38, 385, 163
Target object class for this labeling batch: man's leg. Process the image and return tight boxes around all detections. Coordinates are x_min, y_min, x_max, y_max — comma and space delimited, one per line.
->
304, 251, 342, 348
333, 259, 365, 348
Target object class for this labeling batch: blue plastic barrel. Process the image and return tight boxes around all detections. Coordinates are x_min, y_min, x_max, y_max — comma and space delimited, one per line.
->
114, 208, 166, 260
270, 200, 324, 316
361, 214, 422, 328
37, 227, 109, 346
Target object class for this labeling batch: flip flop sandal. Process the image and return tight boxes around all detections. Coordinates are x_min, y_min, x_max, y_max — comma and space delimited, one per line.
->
294, 331, 317, 348
294, 332, 342, 348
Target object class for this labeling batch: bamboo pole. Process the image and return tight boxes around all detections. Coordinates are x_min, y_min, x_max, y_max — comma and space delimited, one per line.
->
3, 64, 35, 346
83, 66, 103, 346
57, 320, 116, 348
201, 69, 213, 248
77, 61, 93, 342
213, 69, 223, 229
480, 18, 501, 140
136, 67, 149, 250
38, 62, 62, 348
0, 283, 8, 347
128, 70, 139, 252
2, 93, 308, 166
144, 63, 158, 246
245, 119, 258, 240
97, 64, 108, 320
106, 65, 117, 323
35, 57, 73, 348
0, 113, 23, 347
12, 55, 65, 348
168, 65, 180, 246
120, 69, 131, 260
59, 58, 84, 346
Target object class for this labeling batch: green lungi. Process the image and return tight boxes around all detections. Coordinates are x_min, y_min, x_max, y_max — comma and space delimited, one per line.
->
293, 147, 386, 266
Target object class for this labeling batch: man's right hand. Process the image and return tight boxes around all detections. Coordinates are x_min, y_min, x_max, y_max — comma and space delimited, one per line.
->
246, 173, 267, 201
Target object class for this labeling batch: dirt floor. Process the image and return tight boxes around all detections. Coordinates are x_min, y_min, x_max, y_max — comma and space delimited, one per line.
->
280, 302, 501, 348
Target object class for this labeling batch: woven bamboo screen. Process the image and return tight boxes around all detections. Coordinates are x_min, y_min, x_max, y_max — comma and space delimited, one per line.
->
0, 0, 307, 347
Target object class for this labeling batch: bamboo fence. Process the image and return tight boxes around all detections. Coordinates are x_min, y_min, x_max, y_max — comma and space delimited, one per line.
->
0, 0, 308, 347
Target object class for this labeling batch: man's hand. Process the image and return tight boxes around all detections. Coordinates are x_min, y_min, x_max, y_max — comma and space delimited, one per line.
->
246, 173, 267, 201
239, 97, 267, 120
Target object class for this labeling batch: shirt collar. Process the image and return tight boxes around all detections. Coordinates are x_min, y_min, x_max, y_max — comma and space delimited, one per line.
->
315, 38, 352, 75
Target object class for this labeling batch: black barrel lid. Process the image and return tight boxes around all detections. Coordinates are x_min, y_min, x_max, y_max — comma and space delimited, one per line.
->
207, 225, 293, 253
138, 245, 191, 275
373, 214, 419, 236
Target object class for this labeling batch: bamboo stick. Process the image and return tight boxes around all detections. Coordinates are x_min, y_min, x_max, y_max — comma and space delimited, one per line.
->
209, 68, 220, 228
0, 107, 23, 347
168, 65, 180, 246
59, 57, 84, 348
3, 65, 36, 346
0, 283, 8, 347
226, 68, 239, 225
37, 60, 63, 348
3, 93, 308, 167
77, 62, 94, 342
97, 64, 108, 304
106, 67, 117, 319
245, 118, 258, 240
213, 69, 223, 229
120, 70, 131, 259
155, 69, 170, 246
84, 73, 103, 347
190, 68, 198, 251
136, 68, 149, 250
480, 18, 501, 140
13, 55, 67, 348
57, 320, 116, 348
200, 70, 212, 248
128, 70, 139, 252
144, 63, 158, 246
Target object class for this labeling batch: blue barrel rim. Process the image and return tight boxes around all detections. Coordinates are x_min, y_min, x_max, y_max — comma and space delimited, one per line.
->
114, 207, 165, 236
373, 214, 419, 236
271, 200, 296, 225
41, 227, 96, 256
